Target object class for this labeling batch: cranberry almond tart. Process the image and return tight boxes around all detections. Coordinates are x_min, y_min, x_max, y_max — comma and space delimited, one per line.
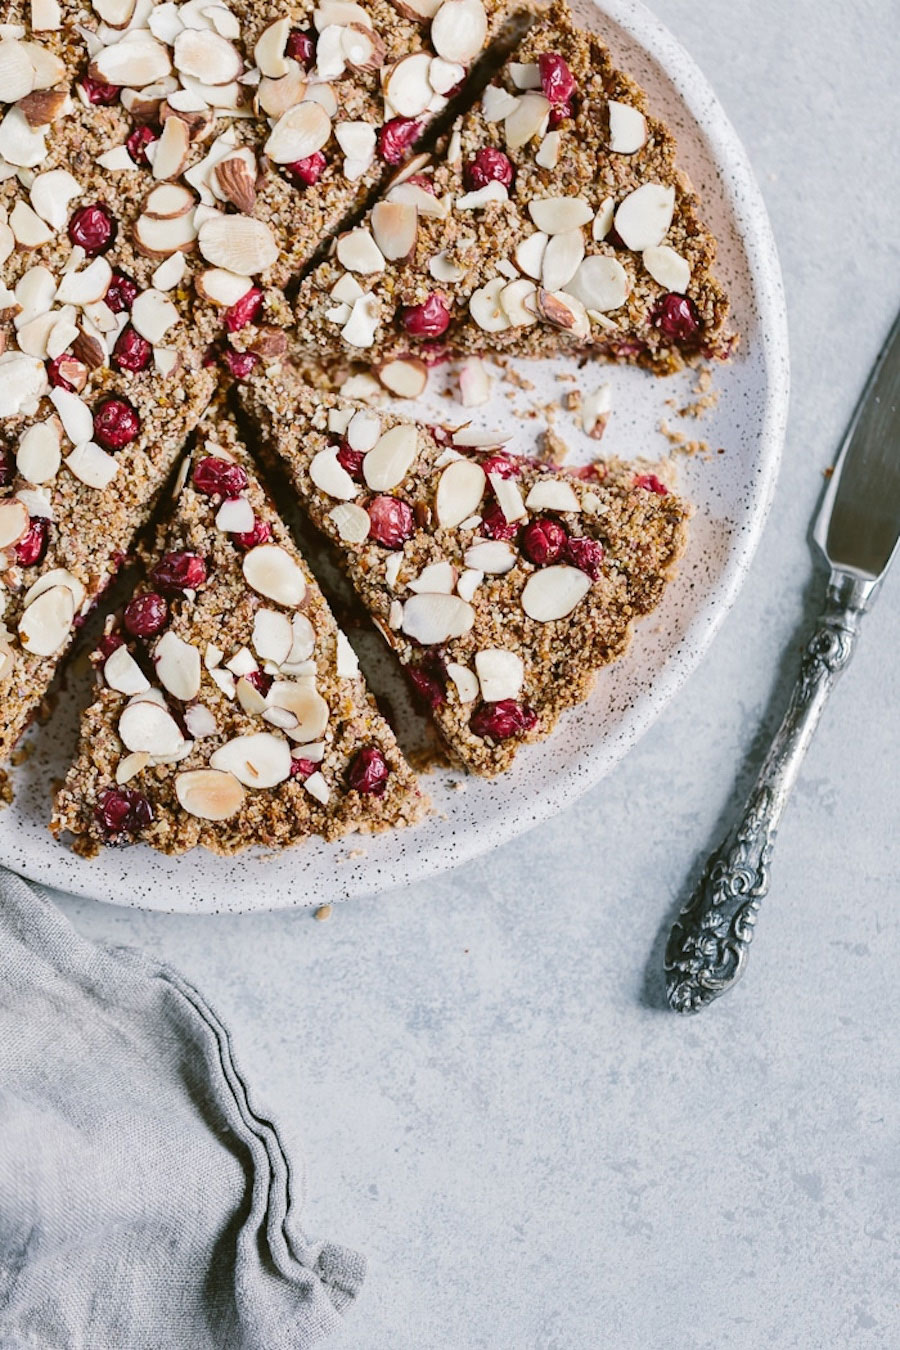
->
52, 413, 427, 854
287, 0, 733, 384
241, 366, 690, 775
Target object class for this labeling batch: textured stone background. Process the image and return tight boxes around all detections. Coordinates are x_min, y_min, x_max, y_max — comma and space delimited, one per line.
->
52, 2, 900, 1346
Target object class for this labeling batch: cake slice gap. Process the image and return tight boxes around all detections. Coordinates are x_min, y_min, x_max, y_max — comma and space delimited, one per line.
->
52, 410, 427, 854
287, 0, 733, 381
240, 364, 690, 776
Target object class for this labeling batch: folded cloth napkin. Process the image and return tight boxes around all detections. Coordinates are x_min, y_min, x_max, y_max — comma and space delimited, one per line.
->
0, 869, 365, 1350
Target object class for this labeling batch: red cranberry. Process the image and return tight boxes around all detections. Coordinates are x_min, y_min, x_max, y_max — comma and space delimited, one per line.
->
287, 151, 327, 187
93, 397, 140, 450
401, 293, 451, 339
97, 631, 124, 659
566, 535, 604, 578
223, 348, 260, 379
224, 286, 263, 333
407, 655, 446, 709
105, 269, 138, 313
464, 147, 514, 191
367, 495, 415, 548
94, 785, 153, 839
290, 756, 317, 780
521, 517, 567, 565
547, 101, 575, 129
404, 173, 436, 193
193, 456, 248, 499
480, 500, 518, 541
123, 592, 168, 638
80, 75, 119, 106
634, 473, 668, 496
481, 454, 520, 479
539, 52, 576, 104
286, 28, 316, 68
470, 699, 537, 741
68, 203, 116, 255
243, 668, 272, 697
15, 518, 49, 567
151, 550, 207, 594
113, 325, 152, 373
377, 117, 423, 164
652, 293, 700, 342
47, 354, 77, 390
233, 517, 272, 550
348, 745, 390, 795
336, 440, 365, 480
0, 448, 15, 488
126, 123, 157, 166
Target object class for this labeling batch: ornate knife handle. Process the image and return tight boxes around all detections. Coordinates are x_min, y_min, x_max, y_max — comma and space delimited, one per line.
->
664, 571, 873, 1014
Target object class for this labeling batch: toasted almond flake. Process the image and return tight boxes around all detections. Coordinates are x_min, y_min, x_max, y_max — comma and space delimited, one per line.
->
48, 387, 92, 447
481, 83, 519, 122
17, 420, 60, 484
267, 681, 329, 742
303, 771, 330, 804
10, 200, 52, 249
15, 310, 59, 359
176, 768, 245, 819
256, 66, 308, 118
463, 538, 516, 573
430, 0, 486, 63
151, 251, 186, 291
92, 0, 136, 26
513, 231, 548, 280
341, 293, 380, 348
435, 458, 485, 528
581, 384, 612, 438
456, 181, 507, 211
521, 564, 591, 622
226, 646, 257, 678
376, 356, 427, 399
336, 629, 359, 678
607, 100, 647, 154
509, 61, 540, 90
236, 674, 267, 714
254, 17, 291, 78
533, 287, 590, 339
457, 356, 491, 407
429, 56, 463, 94
252, 608, 293, 665
315, 24, 346, 80
331, 273, 364, 304
0, 38, 36, 102
528, 197, 592, 236
214, 151, 257, 213
567, 255, 630, 313
154, 631, 201, 701
326, 302, 351, 324
209, 731, 291, 788
525, 480, 581, 513
91, 34, 172, 87
283, 614, 316, 667
498, 277, 538, 328
29, 169, 81, 232
17, 585, 73, 655
116, 751, 150, 784
183, 704, 218, 739
197, 215, 277, 275
264, 99, 331, 164
215, 495, 254, 533
31, 0, 62, 30
363, 424, 418, 491
104, 644, 149, 696
342, 23, 384, 71
196, 266, 251, 307
371, 200, 417, 260
173, 28, 241, 85
336, 227, 385, 275
504, 91, 550, 149
408, 561, 456, 595
0, 500, 30, 549
429, 249, 464, 283
591, 197, 616, 243
614, 183, 675, 251
488, 471, 526, 523
384, 51, 433, 118
19, 87, 69, 128
401, 592, 475, 645
642, 243, 691, 293
209, 666, 236, 699
475, 648, 523, 701
151, 113, 190, 180
310, 446, 358, 500
134, 210, 198, 257
131, 288, 179, 343
469, 276, 511, 333
0, 108, 47, 168
386, 181, 448, 218
154, 347, 179, 377
0, 351, 47, 417
541, 228, 585, 291
446, 661, 478, 702
55, 256, 113, 307
242, 543, 306, 606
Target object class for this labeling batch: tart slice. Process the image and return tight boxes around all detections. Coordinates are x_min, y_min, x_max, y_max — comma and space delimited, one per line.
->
241, 366, 690, 775
52, 413, 427, 855
288, 0, 732, 377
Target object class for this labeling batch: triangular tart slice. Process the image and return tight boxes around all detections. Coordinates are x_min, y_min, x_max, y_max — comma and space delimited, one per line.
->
241, 366, 690, 776
52, 411, 427, 854
288, 0, 732, 378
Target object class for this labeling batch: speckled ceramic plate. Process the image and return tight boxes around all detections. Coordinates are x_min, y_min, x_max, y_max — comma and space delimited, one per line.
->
0, 0, 788, 912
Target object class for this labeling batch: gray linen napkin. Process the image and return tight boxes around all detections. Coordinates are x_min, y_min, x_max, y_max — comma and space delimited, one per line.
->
0, 868, 365, 1349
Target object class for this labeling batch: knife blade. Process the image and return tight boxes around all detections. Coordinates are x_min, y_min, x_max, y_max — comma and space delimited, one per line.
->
816, 309, 900, 581
665, 309, 900, 1012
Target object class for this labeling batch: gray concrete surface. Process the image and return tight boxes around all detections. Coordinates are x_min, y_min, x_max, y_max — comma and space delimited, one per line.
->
51, 2, 900, 1345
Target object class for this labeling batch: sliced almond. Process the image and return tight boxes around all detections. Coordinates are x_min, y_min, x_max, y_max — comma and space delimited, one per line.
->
613, 183, 676, 251
18, 88, 69, 129
92, 0, 136, 27
254, 17, 292, 79
541, 229, 585, 291
315, 24, 346, 81
446, 661, 478, 702
401, 592, 475, 645
91, 35, 172, 88
521, 565, 591, 622
336, 227, 385, 275
498, 278, 538, 328
10, 200, 53, 249
209, 732, 292, 788
533, 288, 590, 339
104, 644, 150, 696
408, 561, 456, 594
607, 100, 647, 154
475, 648, 523, 702
29, 169, 81, 232
23, 43, 66, 90
196, 267, 252, 307
242, 543, 307, 606
285, 613, 316, 666
173, 29, 241, 86
116, 751, 150, 784
310, 446, 358, 500
363, 424, 418, 491
30, 0, 63, 32
535, 129, 561, 170
435, 458, 485, 528
592, 197, 615, 242
488, 471, 526, 523
184, 704, 218, 739
528, 196, 592, 236
134, 210, 198, 257
581, 384, 611, 439
256, 68, 308, 118
18, 584, 74, 656
17, 420, 60, 484
176, 768, 245, 820
65, 441, 119, 489
456, 181, 507, 211
376, 356, 427, 399
509, 61, 540, 89
57, 253, 113, 304
160, 99, 214, 143
0, 38, 37, 103
429, 249, 465, 283
389, 0, 441, 16
151, 114, 190, 180
481, 83, 519, 122
0, 108, 47, 168
504, 91, 550, 149
144, 182, 196, 219
430, 0, 487, 64
214, 153, 257, 213
463, 539, 516, 573
458, 356, 491, 406
48, 386, 93, 445
371, 200, 417, 261
151, 251, 187, 291
524, 480, 581, 513
642, 243, 691, 293
567, 255, 629, 313
513, 231, 548, 280
197, 215, 277, 275
0, 351, 48, 417
154, 632, 202, 701
324, 502, 369, 545
429, 56, 463, 94
251, 608, 293, 666
264, 100, 331, 164
0, 500, 30, 549
384, 51, 433, 118
22, 567, 83, 612
131, 288, 179, 343
341, 292, 380, 348
215, 496, 254, 534
266, 681, 329, 742
236, 675, 267, 714
342, 23, 385, 71
469, 276, 511, 333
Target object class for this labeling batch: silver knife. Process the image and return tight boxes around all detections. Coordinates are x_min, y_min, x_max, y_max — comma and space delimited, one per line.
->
665, 310, 900, 1013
